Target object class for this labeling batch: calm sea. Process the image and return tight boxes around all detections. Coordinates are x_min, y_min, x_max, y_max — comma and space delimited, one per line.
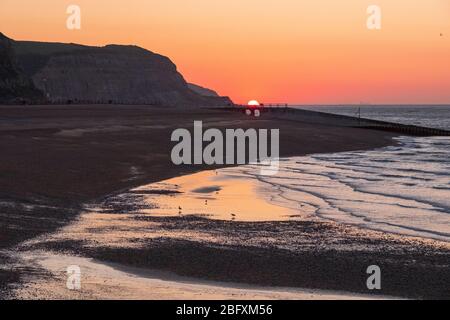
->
235, 135, 450, 242
237, 105, 450, 241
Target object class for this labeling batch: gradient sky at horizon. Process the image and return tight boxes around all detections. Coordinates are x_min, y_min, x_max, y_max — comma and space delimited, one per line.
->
1, 0, 449, 104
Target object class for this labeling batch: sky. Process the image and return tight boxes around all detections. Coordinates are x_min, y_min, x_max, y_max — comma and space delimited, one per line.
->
1, 0, 449, 104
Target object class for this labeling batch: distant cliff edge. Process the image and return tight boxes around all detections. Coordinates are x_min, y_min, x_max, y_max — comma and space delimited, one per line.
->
0, 33, 233, 106
188, 83, 220, 97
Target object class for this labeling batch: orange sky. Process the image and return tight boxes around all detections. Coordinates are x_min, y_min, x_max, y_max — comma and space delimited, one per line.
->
1, 0, 449, 104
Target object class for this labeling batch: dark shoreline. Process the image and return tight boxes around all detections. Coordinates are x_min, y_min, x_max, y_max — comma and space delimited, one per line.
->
0, 104, 421, 299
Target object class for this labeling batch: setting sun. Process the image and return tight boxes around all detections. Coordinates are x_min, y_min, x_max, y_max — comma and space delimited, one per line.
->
248, 100, 260, 106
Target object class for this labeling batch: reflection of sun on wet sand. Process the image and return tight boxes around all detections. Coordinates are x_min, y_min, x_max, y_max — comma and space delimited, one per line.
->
136, 170, 301, 222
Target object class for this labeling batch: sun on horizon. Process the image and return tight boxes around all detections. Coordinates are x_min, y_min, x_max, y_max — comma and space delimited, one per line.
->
248, 100, 260, 107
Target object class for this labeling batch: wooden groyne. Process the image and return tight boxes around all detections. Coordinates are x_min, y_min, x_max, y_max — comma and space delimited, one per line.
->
220, 106, 450, 137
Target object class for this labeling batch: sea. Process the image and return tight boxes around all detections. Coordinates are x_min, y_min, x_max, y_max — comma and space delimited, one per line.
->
262, 105, 450, 241
240, 134, 450, 241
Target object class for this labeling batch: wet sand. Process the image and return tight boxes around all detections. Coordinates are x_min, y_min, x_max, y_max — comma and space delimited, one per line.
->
5, 166, 448, 300
133, 170, 299, 221
10, 251, 392, 300
4, 104, 442, 299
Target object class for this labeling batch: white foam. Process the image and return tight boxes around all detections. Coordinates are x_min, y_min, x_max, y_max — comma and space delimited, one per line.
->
239, 136, 450, 242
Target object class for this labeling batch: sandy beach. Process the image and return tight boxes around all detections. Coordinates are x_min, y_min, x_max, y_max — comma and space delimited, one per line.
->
1, 105, 449, 300
8, 250, 393, 300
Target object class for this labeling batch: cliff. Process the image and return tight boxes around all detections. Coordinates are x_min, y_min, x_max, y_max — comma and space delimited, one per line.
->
188, 83, 220, 97
0, 34, 232, 106
0, 33, 44, 104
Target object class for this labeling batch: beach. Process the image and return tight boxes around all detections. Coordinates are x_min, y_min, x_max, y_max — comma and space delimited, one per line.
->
1, 105, 449, 300
9, 251, 392, 300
